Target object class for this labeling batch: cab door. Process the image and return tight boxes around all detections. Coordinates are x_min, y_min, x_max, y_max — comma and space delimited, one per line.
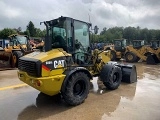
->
73, 20, 90, 64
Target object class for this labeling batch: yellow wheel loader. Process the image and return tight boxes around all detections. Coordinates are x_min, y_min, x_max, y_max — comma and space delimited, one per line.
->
104, 39, 126, 61
17, 16, 137, 106
107, 39, 159, 64
148, 40, 160, 61
0, 34, 33, 68
125, 40, 159, 64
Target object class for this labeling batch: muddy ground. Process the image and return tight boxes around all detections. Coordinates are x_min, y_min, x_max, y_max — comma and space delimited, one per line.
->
0, 63, 160, 120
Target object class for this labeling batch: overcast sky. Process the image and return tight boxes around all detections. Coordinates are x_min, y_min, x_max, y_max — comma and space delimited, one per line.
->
0, 0, 160, 32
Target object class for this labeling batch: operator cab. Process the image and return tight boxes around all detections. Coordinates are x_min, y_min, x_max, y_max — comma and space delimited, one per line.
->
150, 40, 160, 49
8, 34, 28, 46
45, 16, 95, 65
132, 40, 144, 49
114, 39, 126, 52
8, 34, 31, 51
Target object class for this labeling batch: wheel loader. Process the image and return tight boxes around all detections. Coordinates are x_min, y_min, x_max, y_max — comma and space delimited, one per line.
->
17, 16, 137, 106
125, 40, 159, 64
0, 34, 34, 69
104, 39, 127, 61
106, 39, 159, 64
149, 40, 160, 61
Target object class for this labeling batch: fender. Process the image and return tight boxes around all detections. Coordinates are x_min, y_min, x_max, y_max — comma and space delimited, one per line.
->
61, 67, 93, 92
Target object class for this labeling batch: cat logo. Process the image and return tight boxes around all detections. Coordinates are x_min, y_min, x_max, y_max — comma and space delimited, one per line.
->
54, 60, 65, 68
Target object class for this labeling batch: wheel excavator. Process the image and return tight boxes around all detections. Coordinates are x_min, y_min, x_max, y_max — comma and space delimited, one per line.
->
0, 34, 34, 69
17, 16, 137, 106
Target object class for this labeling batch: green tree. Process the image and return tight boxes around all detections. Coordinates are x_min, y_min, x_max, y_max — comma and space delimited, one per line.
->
35, 28, 46, 37
135, 26, 141, 39
123, 27, 137, 42
0, 28, 17, 39
100, 27, 107, 35
114, 31, 123, 39
27, 21, 36, 37
35, 28, 41, 37
23, 30, 30, 36
97, 26, 160, 44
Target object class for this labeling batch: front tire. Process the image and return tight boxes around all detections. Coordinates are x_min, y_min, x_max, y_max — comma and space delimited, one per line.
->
61, 72, 90, 106
100, 64, 122, 90
12, 51, 23, 67
125, 52, 137, 63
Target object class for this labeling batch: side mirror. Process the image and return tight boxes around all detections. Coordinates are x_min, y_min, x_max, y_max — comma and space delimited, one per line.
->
94, 25, 99, 34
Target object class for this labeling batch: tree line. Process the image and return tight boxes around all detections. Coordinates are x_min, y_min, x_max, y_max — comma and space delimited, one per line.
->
0, 21, 46, 39
0, 21, 160, 44
92, 26, 160, 44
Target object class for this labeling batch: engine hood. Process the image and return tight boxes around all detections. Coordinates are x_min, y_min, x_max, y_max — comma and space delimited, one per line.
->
23, 48, 71, 62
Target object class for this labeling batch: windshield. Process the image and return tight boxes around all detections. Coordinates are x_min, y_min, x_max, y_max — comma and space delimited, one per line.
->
115, 41, 121, 47
133, 41, 143, 47
15, 36, 28, 44
74, 20, 90, 52
122, 39, 126, 47
50, 27, 67, 48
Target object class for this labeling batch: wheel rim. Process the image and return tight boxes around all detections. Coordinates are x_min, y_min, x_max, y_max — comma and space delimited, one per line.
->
127, 54, 133, 61
113, 72, 119, 83
73, 80, 86, 96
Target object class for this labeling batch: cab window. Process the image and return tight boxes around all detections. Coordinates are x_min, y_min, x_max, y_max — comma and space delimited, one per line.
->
73, 20, 90, 64
74, 20, 89, 52
49, 19, 72, 52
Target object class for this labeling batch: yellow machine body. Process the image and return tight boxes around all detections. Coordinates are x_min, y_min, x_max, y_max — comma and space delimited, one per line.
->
17, 16, 137, 106
0, 34, 34, 68
18, 48, 111, 96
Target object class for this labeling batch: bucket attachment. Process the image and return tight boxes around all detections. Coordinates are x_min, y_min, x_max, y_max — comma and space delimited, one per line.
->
146, 54, 159, 65
117, 64, 137, 83
0, 51, 12, 68
107, 61, 137, 83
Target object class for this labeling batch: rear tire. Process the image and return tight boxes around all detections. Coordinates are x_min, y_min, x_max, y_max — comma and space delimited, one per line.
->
125, 52, 137, 63
100, 64, 122, 90
61, 72, 90, 106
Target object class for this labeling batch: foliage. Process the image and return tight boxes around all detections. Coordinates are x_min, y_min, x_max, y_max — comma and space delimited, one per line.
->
34, 28, 46, 37
0, 28, 17, 39
25, 21, 46, 37
26, 21, 36, 37
93, 26, 160, 44
23, 30, 30, 36
0, 21, 160, 43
